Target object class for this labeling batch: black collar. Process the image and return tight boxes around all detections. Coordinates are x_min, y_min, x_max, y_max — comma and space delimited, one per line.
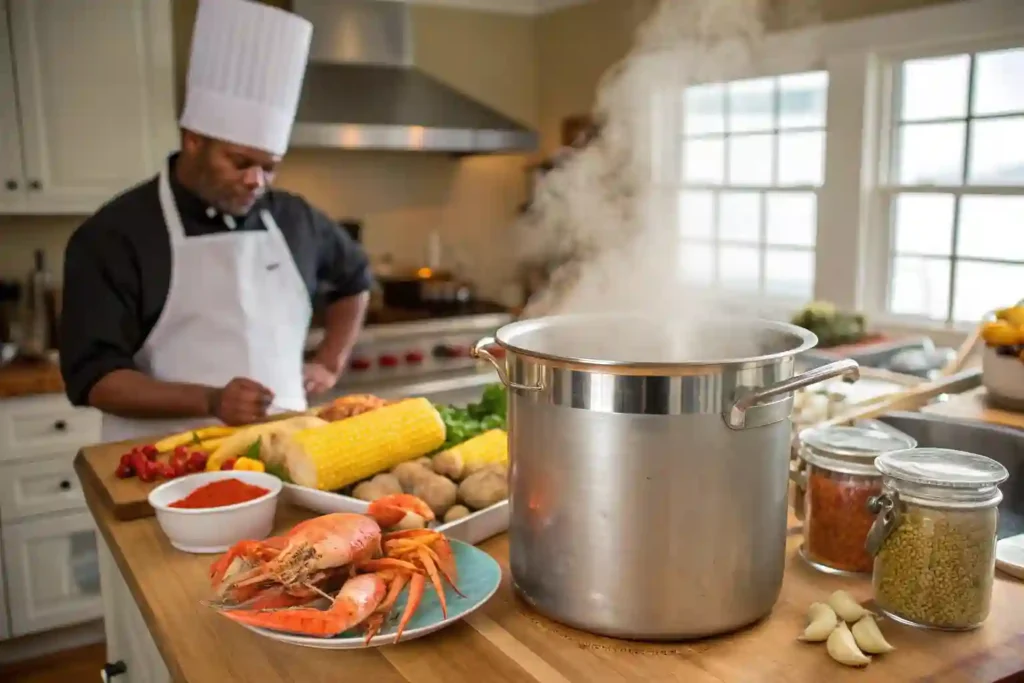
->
165, 153, 266, 227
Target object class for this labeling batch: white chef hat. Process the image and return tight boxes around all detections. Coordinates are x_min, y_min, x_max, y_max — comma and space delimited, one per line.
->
179, 0, 313, 156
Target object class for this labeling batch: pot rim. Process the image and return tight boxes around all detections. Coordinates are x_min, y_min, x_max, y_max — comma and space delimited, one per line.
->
493, 312, 819, 371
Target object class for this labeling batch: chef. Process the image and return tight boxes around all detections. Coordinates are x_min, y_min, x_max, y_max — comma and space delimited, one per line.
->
59, 0, 371, 441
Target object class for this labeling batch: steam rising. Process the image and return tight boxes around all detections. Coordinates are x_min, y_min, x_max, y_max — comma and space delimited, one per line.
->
517, 0, 823, 327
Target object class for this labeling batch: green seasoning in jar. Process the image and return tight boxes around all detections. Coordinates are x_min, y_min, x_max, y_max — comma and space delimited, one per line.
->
867, 448, 1010, 630
796, 425, 917, 575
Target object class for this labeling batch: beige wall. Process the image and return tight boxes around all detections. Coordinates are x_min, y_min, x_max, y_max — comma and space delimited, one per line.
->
0, 0, 537, 301
535, 0, 963, 153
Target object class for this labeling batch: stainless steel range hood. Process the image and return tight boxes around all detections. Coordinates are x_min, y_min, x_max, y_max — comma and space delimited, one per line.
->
290, 0, 538, 154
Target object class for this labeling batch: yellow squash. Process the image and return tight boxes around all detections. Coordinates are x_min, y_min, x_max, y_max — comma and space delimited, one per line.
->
205, 415, 328, 471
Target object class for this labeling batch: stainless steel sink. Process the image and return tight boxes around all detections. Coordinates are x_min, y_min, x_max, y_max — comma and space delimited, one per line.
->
877, 412, 1024, 539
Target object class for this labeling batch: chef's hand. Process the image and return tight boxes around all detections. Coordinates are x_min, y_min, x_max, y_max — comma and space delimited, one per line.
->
303, 362, 339, 396
210, 377, 274, 425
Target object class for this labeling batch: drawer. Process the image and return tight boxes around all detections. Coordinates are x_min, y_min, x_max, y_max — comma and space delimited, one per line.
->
3, 511, 103, 637
0, 454, 85, 521
0, 395, 101, 461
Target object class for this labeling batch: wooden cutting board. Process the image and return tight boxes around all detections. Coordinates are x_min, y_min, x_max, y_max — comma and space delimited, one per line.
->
73, 410, 312, 521
74, 435, 168, 521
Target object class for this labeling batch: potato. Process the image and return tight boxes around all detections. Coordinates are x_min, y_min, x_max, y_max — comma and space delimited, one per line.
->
444, 505, 471, 523
412, 474, 458, 518
458, 469, 508, 510
370, 473, 402, 497
352, 481, 387, 502
392, 462, 435, 492
432, 450, 465, 481
463, 461, 507, 479
415, 457, 433, 468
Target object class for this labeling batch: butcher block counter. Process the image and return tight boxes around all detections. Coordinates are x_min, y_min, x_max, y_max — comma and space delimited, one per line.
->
0, 357, 64, 397
76, 446, 1024, 683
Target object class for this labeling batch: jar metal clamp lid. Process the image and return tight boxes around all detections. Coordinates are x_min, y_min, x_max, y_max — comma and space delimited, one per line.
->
866, 447, 1010, 556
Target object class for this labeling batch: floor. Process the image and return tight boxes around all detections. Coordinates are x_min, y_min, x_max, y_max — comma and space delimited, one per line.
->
0, 643, 105, 683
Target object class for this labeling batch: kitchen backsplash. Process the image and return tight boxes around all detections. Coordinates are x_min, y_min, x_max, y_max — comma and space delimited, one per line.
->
0, 148, 530, 302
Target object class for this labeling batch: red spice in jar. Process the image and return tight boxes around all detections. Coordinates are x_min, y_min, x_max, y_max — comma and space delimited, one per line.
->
168, 478, 270, 509
804, 467, 880, 573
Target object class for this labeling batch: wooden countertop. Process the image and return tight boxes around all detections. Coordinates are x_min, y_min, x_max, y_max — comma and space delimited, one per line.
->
76, 445, 1024, 683
0, 357, 64, 398
922, 387, 1024, 430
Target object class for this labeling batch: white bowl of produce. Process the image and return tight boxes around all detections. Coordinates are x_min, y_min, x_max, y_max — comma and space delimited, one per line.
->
148, 470, 282, 554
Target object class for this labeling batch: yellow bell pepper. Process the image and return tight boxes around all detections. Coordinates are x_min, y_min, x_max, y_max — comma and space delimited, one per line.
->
232, 457, 266, 473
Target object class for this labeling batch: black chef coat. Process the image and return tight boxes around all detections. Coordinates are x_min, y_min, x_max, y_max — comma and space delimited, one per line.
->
59, 153, 372, 407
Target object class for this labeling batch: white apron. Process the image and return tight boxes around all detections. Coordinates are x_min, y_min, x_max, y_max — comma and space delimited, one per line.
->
101, 163, 312, 443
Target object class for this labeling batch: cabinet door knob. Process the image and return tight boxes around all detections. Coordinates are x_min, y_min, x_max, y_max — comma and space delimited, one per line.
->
54, 419, 67, 431
3, 179, 15, 191
102, 661, 128, 681
60, 480, 72, 491
29, 179, 41, 190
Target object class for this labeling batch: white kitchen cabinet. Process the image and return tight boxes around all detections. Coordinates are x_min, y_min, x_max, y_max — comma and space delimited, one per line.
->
1, 0, 176, 214
0, 452, 85, 521
0, 539, 9, 641
99, 536, 171, 683
0, 2, 26, 213
0, 393, 101, 462
2, 510, 103, 637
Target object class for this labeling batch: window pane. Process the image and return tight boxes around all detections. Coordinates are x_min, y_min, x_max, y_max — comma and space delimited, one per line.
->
890, 256, 951, 320
778, 71, 828, 129
953, 261, 1024, 322
684, 84, 726, 135
968, 117, 1024, 185
897, 122, 965, 185
973, 48, 1024, 116
719, 191, 761, 242
893, 193, 955, 256
765, 249, 815, 300
777, 131, 825, 186
719, 246, 761, 292
900, 55, 970, 122
679, 190, 715, 239
728, 135, 774, 185
680, 242, 715, 285
728, 78, 775, 133
766, 192, 816, 247
684, 137, 724, 184
957, 196, 1024, 261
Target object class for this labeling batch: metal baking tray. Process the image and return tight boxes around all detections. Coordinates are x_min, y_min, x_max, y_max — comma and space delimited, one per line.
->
282, 483, 509, 546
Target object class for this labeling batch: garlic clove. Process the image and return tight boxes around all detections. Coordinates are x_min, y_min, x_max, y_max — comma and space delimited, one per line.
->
851, 615, 895, 654
827, 621, 872, 667
827, 589, 873, 623
797, 602, 838, 642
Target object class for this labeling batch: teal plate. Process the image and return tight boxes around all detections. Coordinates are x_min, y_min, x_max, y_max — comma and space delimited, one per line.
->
234, 539, 502, 649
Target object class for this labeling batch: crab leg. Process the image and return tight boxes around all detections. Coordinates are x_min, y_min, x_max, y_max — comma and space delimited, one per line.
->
216, 573, 387, 638
393, 573, 426, 642
415, 546, 450, 618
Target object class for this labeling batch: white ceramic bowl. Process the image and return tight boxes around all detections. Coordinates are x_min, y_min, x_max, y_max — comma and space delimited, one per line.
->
148, 470, 282, 554
982, 345, 1024, 411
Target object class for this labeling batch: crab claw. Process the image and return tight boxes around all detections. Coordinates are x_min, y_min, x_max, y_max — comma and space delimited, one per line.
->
367, 493, 435, 529
215, 573, 387, 638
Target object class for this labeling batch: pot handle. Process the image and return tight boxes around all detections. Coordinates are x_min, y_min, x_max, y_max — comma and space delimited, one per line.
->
470, 337, 544, 392
725, 359, 860, 430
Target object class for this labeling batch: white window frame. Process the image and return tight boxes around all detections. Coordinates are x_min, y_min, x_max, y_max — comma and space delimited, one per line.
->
864, 34, 1024, 327
661, 0, 1024, 344
677, 73, 828, 303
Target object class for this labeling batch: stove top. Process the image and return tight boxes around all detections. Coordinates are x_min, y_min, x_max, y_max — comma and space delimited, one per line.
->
363, 300, 509, 326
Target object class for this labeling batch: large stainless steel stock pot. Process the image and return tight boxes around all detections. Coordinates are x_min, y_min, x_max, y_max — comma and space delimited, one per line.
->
471, 313, 859, 640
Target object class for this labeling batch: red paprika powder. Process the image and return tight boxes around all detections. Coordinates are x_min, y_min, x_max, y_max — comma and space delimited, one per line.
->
169, 478, 270, 509
796, 424, 917, 575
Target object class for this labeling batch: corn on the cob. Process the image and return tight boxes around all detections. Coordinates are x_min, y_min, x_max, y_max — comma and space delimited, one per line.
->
286, 397, 447, 491
444, 429, 508, 472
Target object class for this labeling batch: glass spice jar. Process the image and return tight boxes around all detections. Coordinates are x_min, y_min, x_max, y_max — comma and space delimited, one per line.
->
867, 448, 1010, 631
793, 425, 917, 575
